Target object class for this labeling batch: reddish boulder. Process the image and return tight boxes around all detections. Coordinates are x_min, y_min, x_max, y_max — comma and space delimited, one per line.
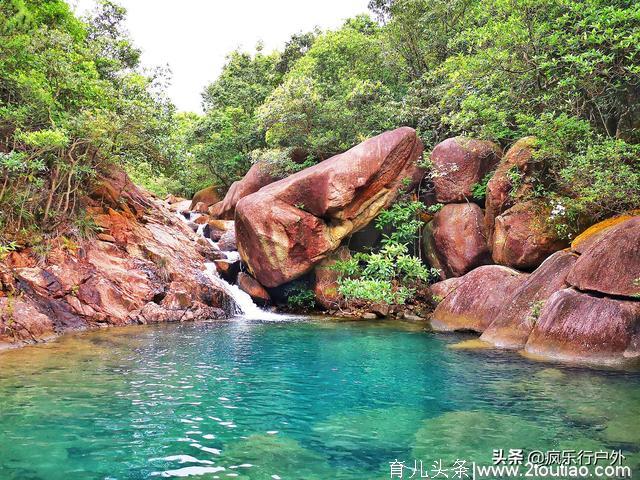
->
485, 137, 537, 243
218, 229, 237, 252
431, 137, 501, 203
236, 127, 424, 287
422, 203, 492, 279
524, 288, 640, 366
204, 219, 234, 242
570, 214, 638, 254
492, 201, 567, 270
431, 265, 527, 333
480, 251, 578, 349
189, 185, 221, 211
429, 277, 463, 301
566, 216, 640, 298
210, 163, 280, 220
313, 246, 350, 309
214, 259, 240, 283
237, 272, 271, 306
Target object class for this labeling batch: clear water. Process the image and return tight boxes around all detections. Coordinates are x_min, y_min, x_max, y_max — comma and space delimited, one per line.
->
0, 319, 639, 480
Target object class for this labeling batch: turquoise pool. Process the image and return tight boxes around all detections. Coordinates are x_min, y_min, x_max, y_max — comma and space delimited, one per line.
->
0, 319, 638, 479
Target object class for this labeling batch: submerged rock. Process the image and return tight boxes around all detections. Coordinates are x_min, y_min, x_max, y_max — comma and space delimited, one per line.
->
430, 137, 502, 203
566, 216, 640, 298
480, 250, 578, 349
431, 265, 526, 333
524, 288, 640, 366
235, 127, 424, 287
422, 203, 492, 279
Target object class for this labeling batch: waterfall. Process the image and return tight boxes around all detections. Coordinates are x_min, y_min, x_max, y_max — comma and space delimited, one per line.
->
177, 210, 288, 321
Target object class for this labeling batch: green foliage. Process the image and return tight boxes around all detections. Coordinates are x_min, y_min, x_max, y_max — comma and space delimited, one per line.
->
334, 243, 439, 305
471, 173, 493, 201
0, 0, 177, 240
375, 200, 425, 245
426, 203, 444, 214
258, 16, 402, 161
287, 287, 316, 310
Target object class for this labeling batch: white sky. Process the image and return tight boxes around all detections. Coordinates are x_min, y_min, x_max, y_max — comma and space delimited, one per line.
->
69, 0, 369, 113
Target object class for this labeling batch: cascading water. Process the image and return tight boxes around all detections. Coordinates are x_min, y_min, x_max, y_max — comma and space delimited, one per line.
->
177, 210, 287, 321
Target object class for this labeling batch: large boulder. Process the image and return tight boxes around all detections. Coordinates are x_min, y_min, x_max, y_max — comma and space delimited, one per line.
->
429, 277, 463, 301
524, 288, 640, 366
566, 216, 640, 298
431, 137, 501, 203
492, 201, 567, 270
570, 213, 638, 254
485, 137, 537, 244
237, 272, 271, 306
209, 163, 280, 220
422, 203, 491, 279
313, 246, 350, 310
235, 127, 424, 287
189, 185, 221, 211
431, 265, 527, 333
480, 251, 578, 349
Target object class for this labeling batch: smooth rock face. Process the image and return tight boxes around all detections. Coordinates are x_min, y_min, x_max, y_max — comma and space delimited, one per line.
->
313, 246, 350, 309
492, 201, 567, 270
237, 272, 271, 306
524, 288, 640, 365
566, 217, 640, 298
431, 265, 526, 333
429, 277, 463, 301
236, 127, 424, 287
422, 203, 491, 278
431, 137, 501, 203
570, 214, 637, 254
209, 163, 279, 220
480, 251, 578, 349
485, 137, 537, 244
189, 185, 221, 211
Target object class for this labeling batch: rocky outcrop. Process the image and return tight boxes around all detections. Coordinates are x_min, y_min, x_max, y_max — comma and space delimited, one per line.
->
431, 265, 526, 333
480, 251, 578, 349
431, 137, 501, 203
235, 127, 424, 287
485, 137, 537, 243
0, 169, 233, 348
313, 246, 350, 310
566, 216, 640, 298
209, 163, 280, 220
237, 273, 271, 306
189, 185, 221, 211
524, 288, 640, 366
422, 203, 491, 279
492, 201, 567, 270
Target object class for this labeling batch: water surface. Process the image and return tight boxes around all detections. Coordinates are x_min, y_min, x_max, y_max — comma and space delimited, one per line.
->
0, 319, 638, 479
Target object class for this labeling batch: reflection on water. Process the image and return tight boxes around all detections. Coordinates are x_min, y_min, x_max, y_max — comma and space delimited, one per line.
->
0, 319, 638, 479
